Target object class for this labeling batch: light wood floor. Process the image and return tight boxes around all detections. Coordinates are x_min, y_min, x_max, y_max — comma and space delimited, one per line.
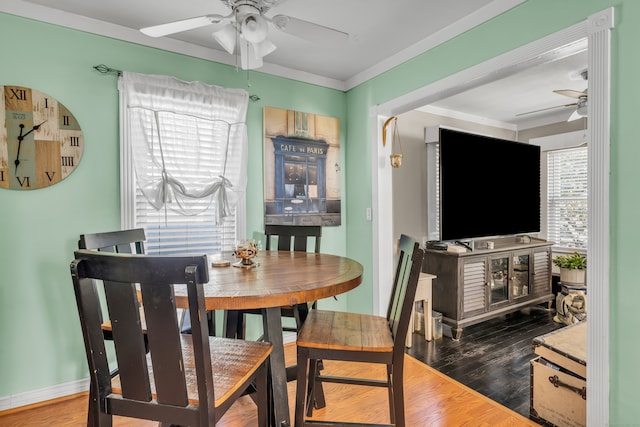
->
0, 343, 538, 426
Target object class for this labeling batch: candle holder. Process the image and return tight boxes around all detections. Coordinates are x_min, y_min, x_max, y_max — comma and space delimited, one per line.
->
233, 240, 259, 269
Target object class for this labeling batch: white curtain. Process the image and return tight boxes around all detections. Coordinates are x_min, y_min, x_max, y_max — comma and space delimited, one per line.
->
118, 72, 248, 225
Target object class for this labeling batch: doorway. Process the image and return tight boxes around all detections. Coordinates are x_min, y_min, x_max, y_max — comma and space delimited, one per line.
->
371, 8, 612, 424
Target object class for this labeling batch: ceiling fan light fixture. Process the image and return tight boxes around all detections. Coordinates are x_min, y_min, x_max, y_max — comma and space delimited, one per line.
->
253, 38, 276, 58
241, 14, 268, 43
576, 98, 588, 116
272, 14, 289, 31
568, 98, 588, 122
212, 24, 237, 54
568, 110, 581, 122
240, 40, 263, 70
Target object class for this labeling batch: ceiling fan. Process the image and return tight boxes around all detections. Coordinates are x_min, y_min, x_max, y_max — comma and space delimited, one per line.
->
140, 0, 350, 70
516, 70, 588, 122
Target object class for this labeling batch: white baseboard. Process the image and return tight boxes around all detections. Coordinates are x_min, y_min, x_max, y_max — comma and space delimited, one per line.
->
1, 335, 295, 412
0, 377, 89, 412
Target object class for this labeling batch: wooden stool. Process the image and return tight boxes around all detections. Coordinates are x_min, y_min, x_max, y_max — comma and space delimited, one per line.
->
406, 273, 436, 347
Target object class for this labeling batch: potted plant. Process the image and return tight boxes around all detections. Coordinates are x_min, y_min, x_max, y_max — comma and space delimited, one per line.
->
553, 252, 587, 285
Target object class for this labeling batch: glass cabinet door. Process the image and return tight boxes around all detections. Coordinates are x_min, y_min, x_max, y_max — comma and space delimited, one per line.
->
511, 253, 530, 298
489, 256, 509, 305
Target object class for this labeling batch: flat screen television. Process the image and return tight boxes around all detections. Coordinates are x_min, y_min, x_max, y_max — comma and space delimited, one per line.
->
438, 128, 541, 242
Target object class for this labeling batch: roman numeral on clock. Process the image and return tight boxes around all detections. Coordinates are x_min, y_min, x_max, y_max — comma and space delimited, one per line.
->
9, 88, 27, 101
61, 156, 74, 167
16, 176, 31, 187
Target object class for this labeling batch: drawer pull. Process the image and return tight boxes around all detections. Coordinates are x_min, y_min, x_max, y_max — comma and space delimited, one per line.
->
548, 375, 587, 400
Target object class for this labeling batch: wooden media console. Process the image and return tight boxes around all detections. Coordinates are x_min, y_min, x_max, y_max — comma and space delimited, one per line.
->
423, 237, 554, 340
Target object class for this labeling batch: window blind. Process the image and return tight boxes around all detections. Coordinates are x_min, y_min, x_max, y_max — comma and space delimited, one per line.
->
547, 147, 588, 250
137, 202, 237, 255
131, 109, 241, 255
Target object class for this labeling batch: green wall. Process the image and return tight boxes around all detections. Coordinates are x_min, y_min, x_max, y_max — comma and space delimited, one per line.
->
2, 0, 640, 423
0, 12, 347, 399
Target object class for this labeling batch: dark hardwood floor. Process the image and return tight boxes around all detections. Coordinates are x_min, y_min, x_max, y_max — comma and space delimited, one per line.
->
406, 305, 565, 422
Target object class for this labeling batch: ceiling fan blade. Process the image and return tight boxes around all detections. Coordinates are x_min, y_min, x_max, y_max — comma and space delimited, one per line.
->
516, 103, 577, 117
254, 38, 277, 58
553, 89, 587, 99
140, 14, 227, 37
261, 0, 290, 9
271, 15, 350, 44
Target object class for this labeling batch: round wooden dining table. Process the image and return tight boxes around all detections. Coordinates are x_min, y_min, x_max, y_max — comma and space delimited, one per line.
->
173, 250, 363, 427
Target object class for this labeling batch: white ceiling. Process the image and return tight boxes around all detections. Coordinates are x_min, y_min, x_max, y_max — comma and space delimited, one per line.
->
3, 0, 587, 129
422, 48, 588, 130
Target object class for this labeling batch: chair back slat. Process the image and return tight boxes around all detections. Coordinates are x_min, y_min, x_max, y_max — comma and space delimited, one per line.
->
139, 282, 189, 405
183, 265, 216, 414
265, 225, 321, 253
386, 235, 424, 351
104, 280, 152, 402
71, 262, 113, 401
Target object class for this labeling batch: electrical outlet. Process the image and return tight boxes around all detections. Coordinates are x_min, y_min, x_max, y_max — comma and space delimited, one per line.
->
366, 208, 372, 221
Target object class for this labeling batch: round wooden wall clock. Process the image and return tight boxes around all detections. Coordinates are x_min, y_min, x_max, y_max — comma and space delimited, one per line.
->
1, 85, 83, 190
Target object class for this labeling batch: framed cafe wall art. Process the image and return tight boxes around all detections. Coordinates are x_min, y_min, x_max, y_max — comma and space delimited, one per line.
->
263, 107, 341, 226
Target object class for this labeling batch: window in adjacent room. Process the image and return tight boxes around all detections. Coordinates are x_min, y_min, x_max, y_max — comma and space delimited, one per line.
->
546, 146, 588, 250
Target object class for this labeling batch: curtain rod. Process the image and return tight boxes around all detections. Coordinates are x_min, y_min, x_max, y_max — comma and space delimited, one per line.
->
93, 64, 122, 76
92, 64, 261, 101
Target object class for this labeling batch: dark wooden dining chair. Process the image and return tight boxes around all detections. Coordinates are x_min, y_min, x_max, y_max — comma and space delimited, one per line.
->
78, 228, 146, 255
71, 249, 272, 427
78, 228, 147, 342
294, 234, 424, 427
266, 224, 323, 327
225, 224, 322, 339
79, 228, 214, 336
